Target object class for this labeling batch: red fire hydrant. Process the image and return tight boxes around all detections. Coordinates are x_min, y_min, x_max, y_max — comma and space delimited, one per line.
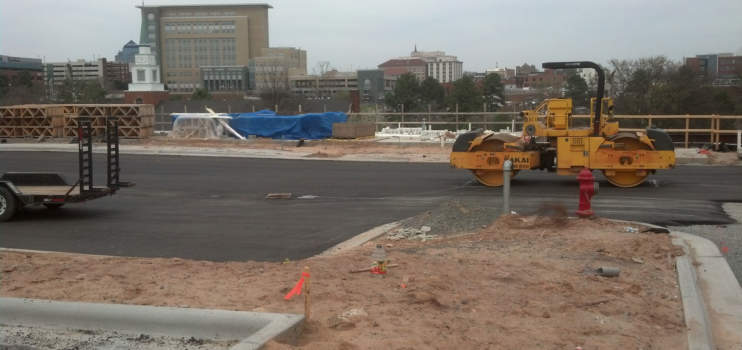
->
575, 168, 599, 219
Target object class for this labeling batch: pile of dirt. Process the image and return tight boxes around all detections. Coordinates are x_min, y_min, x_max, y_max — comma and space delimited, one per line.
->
304, 152, 344, 158
0, 216, 687, 350
706, 151, 740, 166
398, 201, 499, 236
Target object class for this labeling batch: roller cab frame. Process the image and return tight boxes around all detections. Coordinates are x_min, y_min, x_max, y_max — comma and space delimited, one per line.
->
0, 117, 135, 222
450, 61, 676, 188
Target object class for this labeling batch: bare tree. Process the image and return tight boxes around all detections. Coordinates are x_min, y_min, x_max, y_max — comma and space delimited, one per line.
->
312, 61, 332, 98
257, 62, 309, 114
259, 62, 290, 110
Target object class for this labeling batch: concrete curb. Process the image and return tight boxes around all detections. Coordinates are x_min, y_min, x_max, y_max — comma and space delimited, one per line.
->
0, 143, 712, 165
608, 219, 742, 350
315, 220, 405, 258
0, 297, 304, 350
672, 231, 742, 350
0, 247, 115, 258
672, 236, 715, 350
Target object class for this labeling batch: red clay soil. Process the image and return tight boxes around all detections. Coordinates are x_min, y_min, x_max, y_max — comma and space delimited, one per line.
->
1, 216, 687, 350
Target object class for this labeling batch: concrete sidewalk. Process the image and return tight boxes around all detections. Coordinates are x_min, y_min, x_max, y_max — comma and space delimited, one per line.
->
0, 142, 714, 165
0, 297, 304, 350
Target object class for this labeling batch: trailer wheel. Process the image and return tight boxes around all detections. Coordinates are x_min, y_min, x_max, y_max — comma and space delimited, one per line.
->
0, 187, 17, 222
42, 203, 65, 210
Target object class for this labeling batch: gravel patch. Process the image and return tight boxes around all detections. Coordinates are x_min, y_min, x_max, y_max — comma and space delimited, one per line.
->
669, 203, 742, 287
669, 223, 742, 287
0, 325, 237, 350
398, 201, 500, 236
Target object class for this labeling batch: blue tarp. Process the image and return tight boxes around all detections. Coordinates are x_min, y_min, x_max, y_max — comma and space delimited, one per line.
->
227, 110, 347, 140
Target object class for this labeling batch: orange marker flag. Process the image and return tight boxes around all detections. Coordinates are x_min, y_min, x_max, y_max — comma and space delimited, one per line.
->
284, 271, 310, 300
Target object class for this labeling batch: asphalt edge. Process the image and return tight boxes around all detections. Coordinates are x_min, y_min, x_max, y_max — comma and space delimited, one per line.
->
609, 219, 742, 350
0, 144, 711, 164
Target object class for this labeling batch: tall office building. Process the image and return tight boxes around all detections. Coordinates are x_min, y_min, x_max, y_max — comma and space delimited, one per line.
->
115, 40, 140, 64
250, 47, 306, 91
136, 3, 272, 93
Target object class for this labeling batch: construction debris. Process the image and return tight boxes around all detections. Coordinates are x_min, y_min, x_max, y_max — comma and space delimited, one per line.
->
387, 227, 438, 241
265, 193, 292, 199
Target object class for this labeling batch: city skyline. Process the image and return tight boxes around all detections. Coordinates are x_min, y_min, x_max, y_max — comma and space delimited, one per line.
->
2, 0, 741, 73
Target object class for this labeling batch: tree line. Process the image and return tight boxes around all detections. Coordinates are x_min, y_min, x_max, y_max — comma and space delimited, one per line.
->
383, 73, 506, 113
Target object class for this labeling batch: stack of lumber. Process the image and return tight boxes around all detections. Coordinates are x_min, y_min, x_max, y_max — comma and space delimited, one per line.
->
0, 104, 154, 139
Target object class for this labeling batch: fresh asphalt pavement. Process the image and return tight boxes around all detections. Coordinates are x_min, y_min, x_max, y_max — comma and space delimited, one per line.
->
1, 152, 741, 262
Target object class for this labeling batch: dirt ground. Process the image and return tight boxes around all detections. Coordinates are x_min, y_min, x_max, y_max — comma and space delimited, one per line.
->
127, 137, 742, 165
1, 215, 687, 350
132, 137, 452, 158
705, 151, 741, 166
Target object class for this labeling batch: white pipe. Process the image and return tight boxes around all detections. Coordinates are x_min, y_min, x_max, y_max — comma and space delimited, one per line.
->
512, 119, 515, 132
738, 130, 741, 150
503, 160, 512, 216
217, 119, 246, 140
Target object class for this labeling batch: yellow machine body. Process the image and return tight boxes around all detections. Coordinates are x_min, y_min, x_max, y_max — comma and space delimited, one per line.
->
450, 96, 676, 187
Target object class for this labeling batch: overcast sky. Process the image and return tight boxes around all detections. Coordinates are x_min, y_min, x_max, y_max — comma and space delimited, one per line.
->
2, 0, 741, 72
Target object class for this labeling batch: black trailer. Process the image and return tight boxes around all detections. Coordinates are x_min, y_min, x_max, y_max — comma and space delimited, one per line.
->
0, 117, 134, 222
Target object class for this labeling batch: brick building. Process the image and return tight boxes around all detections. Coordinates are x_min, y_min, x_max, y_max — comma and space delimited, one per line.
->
0, 55, 45, 85
106, 61, 131, 84
378, 58, 427, 81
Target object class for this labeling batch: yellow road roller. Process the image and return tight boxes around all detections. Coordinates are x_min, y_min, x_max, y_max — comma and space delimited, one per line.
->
450, 61, 675, 187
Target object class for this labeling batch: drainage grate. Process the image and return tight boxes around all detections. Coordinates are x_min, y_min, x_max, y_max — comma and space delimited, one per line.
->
266, 193, 292, 199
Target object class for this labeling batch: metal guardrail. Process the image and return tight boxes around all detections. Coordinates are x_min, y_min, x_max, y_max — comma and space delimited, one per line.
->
348, 113, 742, 148
153, 109, 741, 148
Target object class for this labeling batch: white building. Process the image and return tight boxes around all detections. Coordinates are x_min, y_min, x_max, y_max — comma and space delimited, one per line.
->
410, 49, 463, 83
44, 59, 107, 86
128, 32, 165, 92
485, 67, 515, 79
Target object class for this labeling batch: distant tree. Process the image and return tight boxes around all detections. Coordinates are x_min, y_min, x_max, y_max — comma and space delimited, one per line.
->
191, 88, 212, 100
419, 76, 445, 110
112, 80, 128, 90
333, 90, 350, 100
384, 73, 420, 112
622, 68, 653, 114
56, 78, 106, 103
81, 80, 106, 103
0, 83, 46, 105
609, 56, 678, 115
11, 71, 34, 89
0, 75, 9, 100
564, 74, 589, 108
447, 75, 483, 112
664, 64, 708, 115
481, 73, 506, 111
169, 94, 183, 101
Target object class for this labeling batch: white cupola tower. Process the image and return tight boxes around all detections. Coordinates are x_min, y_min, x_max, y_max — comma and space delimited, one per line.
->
128, 15, 165, 92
